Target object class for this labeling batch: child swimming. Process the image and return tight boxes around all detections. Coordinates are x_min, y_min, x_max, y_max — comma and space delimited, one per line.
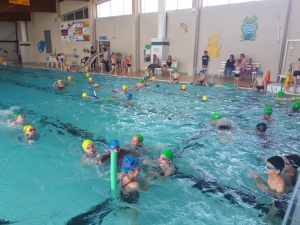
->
209, 113, 235, 143
23, 125, 40, 143
94, 82, 108, 89
126, 92, 133, 105
261, 106, 275, 121
82, 92, 98, 99
96, 139, 140, 165
129, 134, 150, 152
143, 149, 176, 181
250, 156, 285, 197
53, 80, 66, 90
283, 154, 300, 187
81, 139, 101, 164
10, 112, 25, 126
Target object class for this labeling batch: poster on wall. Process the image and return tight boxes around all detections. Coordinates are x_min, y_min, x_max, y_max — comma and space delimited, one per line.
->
241, 16, 258, 41
207, 34, 221, 58
61, 21, 90, 42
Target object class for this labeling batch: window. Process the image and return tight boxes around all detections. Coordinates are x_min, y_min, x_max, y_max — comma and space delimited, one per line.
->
166, 0, 193, 11
97, 0, 132, 18
141, 0, 158, 13
203, 0, 265, 7
63, 7, 88, 21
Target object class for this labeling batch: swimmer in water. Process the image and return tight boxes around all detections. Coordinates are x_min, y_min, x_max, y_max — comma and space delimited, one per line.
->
261, 106, 275, 121
239, 123, 273, 147
96, 139, 140, 165
53, 80, 66, 89
81, 139, 101, 164
10, 112, 25, 126
250, 156, 285, 197
82, 92, 98, 99
151, 75, 157, 83
136, 78, 145, 88
126, 92, 133, 105
283, 154, 300, 187
94, 83, 108, 89
23, 125, 40, 143
143, 149, 176, 181
209, 113, 235, 143
129, 134, 150, 152
67, 76, 74, 85
288, 102, 300, 117
88, 77, 94, 83
272, 90, 293, 101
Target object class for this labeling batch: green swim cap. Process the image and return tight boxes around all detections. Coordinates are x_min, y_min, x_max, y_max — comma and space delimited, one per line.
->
14, 112, 24, 118
212, 113, 221, 120
135, 134, 144, 142
277, 91, 284, 98
106, 97, 112, 102
173, 67, 178, 72
264, 106, 273, 115
161, 149, 174, 160
293, 102, 300, 110
139, 78, 144, 83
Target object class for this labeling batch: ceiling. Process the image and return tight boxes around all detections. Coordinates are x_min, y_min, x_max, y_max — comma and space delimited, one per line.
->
0, 0, 90, 22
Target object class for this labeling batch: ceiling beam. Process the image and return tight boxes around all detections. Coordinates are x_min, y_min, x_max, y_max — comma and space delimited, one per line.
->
59, 0, 89, 2
0, 0, 57, 12
0, 12, 31, 21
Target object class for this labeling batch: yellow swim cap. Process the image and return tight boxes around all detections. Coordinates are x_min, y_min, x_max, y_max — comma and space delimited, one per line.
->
86, 73, 90, 77
181, 85, 186, 90
23, 125, 34, 134
292, 98, 295, 101
152, 76, 156, 81
58, 80, 63, 83
82, 139, 94, 151
122, 85, 128, 91
82, 93, 88, 97
68, 76, 72, 79
94, 83, 99, 87
85, 67, 88, 71
144, 67, 148, 71
202, 96, 208, 101
89, 78, 93, 82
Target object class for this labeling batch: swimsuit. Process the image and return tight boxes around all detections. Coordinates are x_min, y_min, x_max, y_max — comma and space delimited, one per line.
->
234, 73, 240, 77
119, 175, 140, 204
127, 64, 131, 67
293, 70, 300, 76
256, 85, 264, 91
218, 125, 231, 131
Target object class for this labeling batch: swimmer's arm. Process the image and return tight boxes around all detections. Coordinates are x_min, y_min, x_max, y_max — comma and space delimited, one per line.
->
148, 168, 175, 181
250, 172, 267, 184
126, 150, 140, 157
143, 159, 158, 166
53, 81, 57, 87
10, 121, 17, 126
96, 154, 110, 165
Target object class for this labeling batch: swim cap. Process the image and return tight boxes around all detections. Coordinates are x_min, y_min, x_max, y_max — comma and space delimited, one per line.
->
212, 113, 221, 120
106, 97, 112, 102
173, 67, 178, 72
264, 106, 273, 115
108, 139, 120, 149
267, 156, 285, 171
277, 91, 284, 98
122, 155, 139, 172
58, 80, 63, 83
144, 67, 148, 71
82, 93, 88, 97
89, 78, 93, 82
94, 84, 99, 88
67, 61, 71, 65
128, 52, 132, 56
285, 154, 300, 169
152, 76, 156, 81
258, 71, 263, 75
126, 92, 132, 100
82, 139, 93, 151
181, 85, 186, 90
161, 149, 174, 160
139, 78, 144, 83
202, 96, 208, 101
122, 85, 127, 91
23, 125, 34, 134
199, 69, 204, 74
293, 102, 300, 110
14, 112, 24, 118
85, 67, 88, 71
68, 76, 72, 79
156, 84, 160, 88
256, 123, 267, 132
135, 134, 144, 142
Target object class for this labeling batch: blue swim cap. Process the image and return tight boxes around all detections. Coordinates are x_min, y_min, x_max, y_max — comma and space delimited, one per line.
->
199, 70, 205, 74
156, 84, 160, 88
258, 71, 263, 75
126, 93, 132, 99
108, 139, 120, 149
122, 155, 140, 172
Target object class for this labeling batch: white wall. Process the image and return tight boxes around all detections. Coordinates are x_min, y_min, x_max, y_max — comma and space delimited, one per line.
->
197, 0, 288, 81
60, 1, 88, 16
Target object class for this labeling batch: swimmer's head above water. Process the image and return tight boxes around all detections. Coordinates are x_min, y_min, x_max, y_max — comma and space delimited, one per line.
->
159, 149, 174, 165
266, 156, 285, 172
293, 102, 300, 111
277, 91, 284, 98
139, 78, 144, 83
212, 113, 221, 120
264, 106, 273, 115
94, 83, 99, 88
180, 85, 186, 91
89, 77, 93, 82
82, 139, 95, 153
82, 93, 88, 98
256, 123, 267, 132
122, 155, 140, 173
107, 139, 120, 152
23, 125, 36, 134
67, 76, 72, 81
122, 85, 128, 91
131, 134, 143, 147
126, 93, 132, 100
14, 112, 25, 122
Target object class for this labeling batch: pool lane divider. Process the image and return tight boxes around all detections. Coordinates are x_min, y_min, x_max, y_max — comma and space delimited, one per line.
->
110, 150, 118, 199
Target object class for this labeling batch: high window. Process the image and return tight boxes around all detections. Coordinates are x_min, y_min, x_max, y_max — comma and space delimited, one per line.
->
63, 8, 88, 21
141, 0, 193, 13
203, 0, 265, 7
97, 0, 132, 18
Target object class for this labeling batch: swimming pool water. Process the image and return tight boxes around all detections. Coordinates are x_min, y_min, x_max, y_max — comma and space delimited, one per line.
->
0, 66, 299, 225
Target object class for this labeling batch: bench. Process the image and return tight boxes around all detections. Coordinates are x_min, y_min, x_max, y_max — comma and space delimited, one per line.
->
218, 61, 260, 82
155, 61, 178, 77
46, 56, 58, 66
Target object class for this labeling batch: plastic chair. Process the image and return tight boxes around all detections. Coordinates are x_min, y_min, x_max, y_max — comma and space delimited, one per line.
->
80, 57, 89, 66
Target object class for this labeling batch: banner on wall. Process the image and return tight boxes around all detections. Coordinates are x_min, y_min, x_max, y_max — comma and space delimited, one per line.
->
241, 16, 258, 41
9, 0, 30, 6
61, 21, 90, 42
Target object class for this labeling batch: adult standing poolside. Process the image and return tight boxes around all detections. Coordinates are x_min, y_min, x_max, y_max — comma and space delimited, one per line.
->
90, 46, 97, 72
150, 54, 161, 76
289, 58, 300, 93
224, 55, 235, 80
100, 44, 109, 73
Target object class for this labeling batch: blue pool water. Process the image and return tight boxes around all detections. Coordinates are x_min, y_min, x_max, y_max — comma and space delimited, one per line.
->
0, 66, 299, 225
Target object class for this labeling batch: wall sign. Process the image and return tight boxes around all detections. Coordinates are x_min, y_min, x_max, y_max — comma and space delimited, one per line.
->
61, 21, 90, 42
9, 0, 30, 6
